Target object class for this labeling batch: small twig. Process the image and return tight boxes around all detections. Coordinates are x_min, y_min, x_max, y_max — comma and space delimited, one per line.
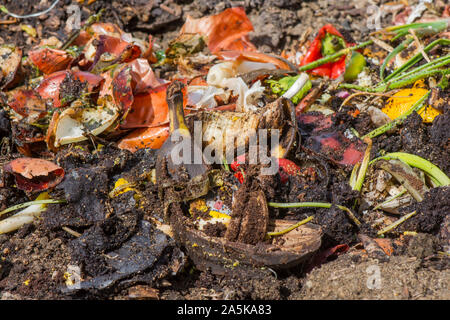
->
409, 29, 430, 63
377, 211, 417, 235
0, 18, 17, 24
370, 36, 394, 52
340, 90, 400, 108
160, 4, 177, 16
62, 226, 81, 238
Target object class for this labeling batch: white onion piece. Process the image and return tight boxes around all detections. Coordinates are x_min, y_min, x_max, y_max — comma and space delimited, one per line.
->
187, 85, 228, 109
236, 61, 276, 73
206, 62, 236, 86
282, 73, 309, 100
83, 39, 97, 62
221, 78, 264, 112
0, 215, 34, 234
207, 60, 277, 87
14, 203, 47, 218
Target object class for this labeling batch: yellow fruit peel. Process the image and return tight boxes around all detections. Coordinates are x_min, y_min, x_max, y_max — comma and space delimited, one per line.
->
382, 86, 441, 123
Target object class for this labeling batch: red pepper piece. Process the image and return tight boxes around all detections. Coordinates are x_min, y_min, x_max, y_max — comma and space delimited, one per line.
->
299, 24, 348, 79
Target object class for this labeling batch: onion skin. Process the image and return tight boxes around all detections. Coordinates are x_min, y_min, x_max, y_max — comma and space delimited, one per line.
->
0, 45, 23, 90
28, 47, 74, 74
36, 70, 104, 108
3, 157, 65, 192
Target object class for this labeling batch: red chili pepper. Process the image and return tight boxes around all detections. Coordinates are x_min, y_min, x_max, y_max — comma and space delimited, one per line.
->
300, 24, 348, 79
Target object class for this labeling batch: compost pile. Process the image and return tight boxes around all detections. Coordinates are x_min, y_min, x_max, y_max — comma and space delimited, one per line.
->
0, 0, 449, 300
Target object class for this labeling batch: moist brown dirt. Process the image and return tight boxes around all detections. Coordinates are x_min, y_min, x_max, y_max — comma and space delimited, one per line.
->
300, 254, 449, 300
0, 225, 71, 300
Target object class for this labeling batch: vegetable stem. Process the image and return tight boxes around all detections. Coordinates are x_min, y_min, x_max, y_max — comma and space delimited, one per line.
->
61, 9, 105, 50
268, 202, 361, 226
377, 211, 417, 235
369, 152, 450, 186
353, 138, 372, 192
362, 90, 430, 139
298, 40, 373, 72
387, 55, 450, 83
266, 215, 314, 238
373, 189, 407, 211
380, 38, 413, 80
0, 0, 60, 19
383, 39, 450, 82
0, 199, 65, 218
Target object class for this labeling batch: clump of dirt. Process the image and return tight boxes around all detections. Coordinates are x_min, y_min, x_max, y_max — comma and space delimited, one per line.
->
58, 72, 89, 106
400, 112, 450, 175
399, 186, 450, 234
42, 166, 110, 229
202, 222, 227, 238
161, 268, 284, 300
315, 205, 357, 246
405, 233, 439, 260
430, 112, 450, 150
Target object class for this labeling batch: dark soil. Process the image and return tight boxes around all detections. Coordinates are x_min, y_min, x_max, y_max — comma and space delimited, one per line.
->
0, 0, 448, 300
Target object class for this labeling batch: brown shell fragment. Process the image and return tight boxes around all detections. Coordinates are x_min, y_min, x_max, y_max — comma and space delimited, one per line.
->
3, 157, 65, 192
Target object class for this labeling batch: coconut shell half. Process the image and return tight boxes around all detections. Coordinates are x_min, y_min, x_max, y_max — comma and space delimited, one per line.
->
169, 201, 322, 275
